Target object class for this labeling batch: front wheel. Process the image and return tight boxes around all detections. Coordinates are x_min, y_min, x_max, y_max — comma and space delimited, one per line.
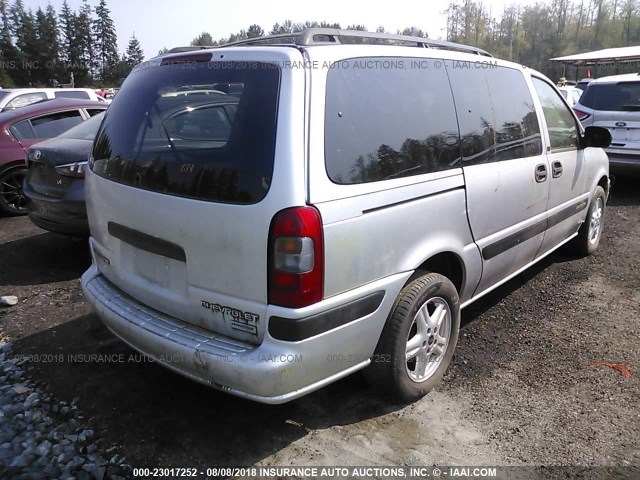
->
0, 167, 28, 216
365, 272, 461, 403
570, 185, 606, 256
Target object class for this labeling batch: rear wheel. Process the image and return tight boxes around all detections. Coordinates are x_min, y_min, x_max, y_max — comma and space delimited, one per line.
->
365, 272, 460, 403
570, 186, 606, 256
0, 167, 28, 216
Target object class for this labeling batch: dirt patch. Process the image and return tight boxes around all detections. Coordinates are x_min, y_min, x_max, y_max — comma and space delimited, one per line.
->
1, 178, 638, 474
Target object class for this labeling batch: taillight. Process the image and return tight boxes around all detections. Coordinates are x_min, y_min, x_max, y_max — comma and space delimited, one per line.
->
55, 161, 88, 178
268, 206, 324, 308
573, 108, 591, 121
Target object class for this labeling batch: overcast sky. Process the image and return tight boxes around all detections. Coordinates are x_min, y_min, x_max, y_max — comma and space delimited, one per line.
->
24, 0, 537, 59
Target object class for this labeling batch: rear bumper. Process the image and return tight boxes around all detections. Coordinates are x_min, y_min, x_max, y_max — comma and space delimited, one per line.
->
81, 265, 407, 404
28, 211, 89, 235
24, 182, 89, 235
604, 149, 640, 174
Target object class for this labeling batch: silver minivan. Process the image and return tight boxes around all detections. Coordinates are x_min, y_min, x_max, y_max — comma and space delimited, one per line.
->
81, 29, 612, 404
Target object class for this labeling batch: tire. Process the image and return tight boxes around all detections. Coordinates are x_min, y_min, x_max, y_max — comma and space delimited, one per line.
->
0, 167, 28, 216
365, 272, 461, 403
570, 186, 606, 256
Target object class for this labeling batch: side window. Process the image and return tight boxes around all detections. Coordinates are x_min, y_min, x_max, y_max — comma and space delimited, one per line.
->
31, 110, 84, 139
324, 57, 460, 184
87, 109, 105, 117
448, 66, 542, 165
571, 89, 582, 105
5, 92, 47, 109
447, 68, 495, 164
10, 120, 36, 140
532, 78, 579, 151
54, 90, 89, 99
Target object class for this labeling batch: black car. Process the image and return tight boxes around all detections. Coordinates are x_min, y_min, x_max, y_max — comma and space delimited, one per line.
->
23, 111, 105, 235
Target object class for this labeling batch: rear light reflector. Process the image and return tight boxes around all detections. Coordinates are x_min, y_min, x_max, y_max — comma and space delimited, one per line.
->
573, 108, 591, 121
269, 206, 323, 308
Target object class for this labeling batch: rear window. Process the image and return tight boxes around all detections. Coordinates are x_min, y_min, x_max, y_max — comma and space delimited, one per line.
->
92, 61, 280, 205
54, 90, 90, 99
5, 92, 47, 110
580, 82, 640, 111
60, 111, 105, 140
31, 110, 84, 138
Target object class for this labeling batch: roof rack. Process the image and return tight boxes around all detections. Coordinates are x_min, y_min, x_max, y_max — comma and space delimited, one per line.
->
169, 29, 492, 57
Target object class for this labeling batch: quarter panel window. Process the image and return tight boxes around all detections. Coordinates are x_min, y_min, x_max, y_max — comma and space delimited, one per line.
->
532, 78, 579, 151
448, 65, 542, 164
10, 120, 36, 140
324, 57, 460, 184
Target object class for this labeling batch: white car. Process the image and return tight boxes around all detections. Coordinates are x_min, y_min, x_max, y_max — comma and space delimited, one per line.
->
574, 73, 640, 173
0, 88, 105, 112
558, 85, 583, 107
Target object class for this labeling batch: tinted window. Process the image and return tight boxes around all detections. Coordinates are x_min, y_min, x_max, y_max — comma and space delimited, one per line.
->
54, 90, 90, 99
31, 110, 84, 138
5, 92, 47, 109
532, 78, 579, 150
580, 82, 640, 111
10, 120, 36, 140
325, 58, 460, 184
92, 61, 280, 205
87, 109, 105, 117
448, 65, 542, 165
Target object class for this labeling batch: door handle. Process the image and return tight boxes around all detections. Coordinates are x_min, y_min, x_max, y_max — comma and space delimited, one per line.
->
535, 163, 547, 183
552, 161, 563, 178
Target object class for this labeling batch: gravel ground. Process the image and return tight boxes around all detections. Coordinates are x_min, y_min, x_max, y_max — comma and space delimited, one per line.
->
0, 177, 638, 479
0, 340, 132, 479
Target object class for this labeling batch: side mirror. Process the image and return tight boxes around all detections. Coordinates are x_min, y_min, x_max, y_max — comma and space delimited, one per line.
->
580, 126, 612, 149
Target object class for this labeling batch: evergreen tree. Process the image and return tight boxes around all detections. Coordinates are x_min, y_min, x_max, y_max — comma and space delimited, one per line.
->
8, 0, 23, 37
400, 26, 426, 37
247, 24, 264, 38
0, 0, 18, 86
35, 6, 60, 85
191, 31, 213, 46
10, 0, 38, 85
93, 0, 119, 83
125, 34, 144, 67
58, 0, 77, 85
75, 0, 95, 83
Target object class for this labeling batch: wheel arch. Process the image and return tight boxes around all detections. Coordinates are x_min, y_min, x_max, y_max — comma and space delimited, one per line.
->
0, 159, 27, 176
597, 174, 609, 199
408, 251, 466, 295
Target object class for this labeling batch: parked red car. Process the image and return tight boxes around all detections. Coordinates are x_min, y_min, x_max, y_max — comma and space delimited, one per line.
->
0, 98, 106, 215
